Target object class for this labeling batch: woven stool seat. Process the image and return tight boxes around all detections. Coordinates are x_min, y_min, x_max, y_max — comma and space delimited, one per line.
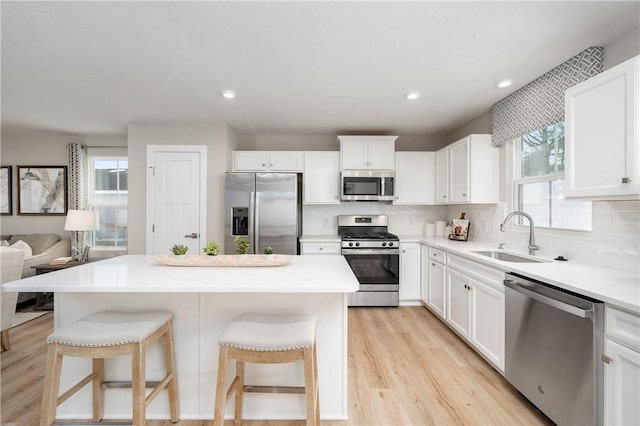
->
219, 313, 316, 351
48, 310, 173, 347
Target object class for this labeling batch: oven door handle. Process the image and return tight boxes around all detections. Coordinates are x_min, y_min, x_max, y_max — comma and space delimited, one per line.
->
342, 248, 400, 255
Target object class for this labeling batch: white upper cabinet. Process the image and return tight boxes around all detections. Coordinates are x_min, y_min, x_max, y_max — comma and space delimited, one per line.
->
339, 135, 397, 170
435, 147, 449, 204
394, 152, 435, 205
447, 134, 498, 204
565, 55, 639, 200
303, 152, 340, 204
232, 151, 304, 172
435, 134, 498, 204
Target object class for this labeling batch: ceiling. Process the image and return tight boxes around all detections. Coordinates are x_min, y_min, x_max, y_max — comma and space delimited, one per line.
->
1, 1, 638, 137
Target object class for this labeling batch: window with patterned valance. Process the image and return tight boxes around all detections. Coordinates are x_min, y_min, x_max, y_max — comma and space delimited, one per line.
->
491, 46, 604, 147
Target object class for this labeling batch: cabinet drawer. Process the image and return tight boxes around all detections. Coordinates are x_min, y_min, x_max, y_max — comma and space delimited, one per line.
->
301, 243, 340, 255
428, 247, 447, 263
607, 306, 640, 351
447, 254, 504, 293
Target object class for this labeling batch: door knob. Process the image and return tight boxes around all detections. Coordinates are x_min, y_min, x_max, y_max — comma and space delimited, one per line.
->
185, 233, 198, 238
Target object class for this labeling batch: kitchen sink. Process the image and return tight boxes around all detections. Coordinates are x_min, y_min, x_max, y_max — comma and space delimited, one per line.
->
471, 250, 551, 263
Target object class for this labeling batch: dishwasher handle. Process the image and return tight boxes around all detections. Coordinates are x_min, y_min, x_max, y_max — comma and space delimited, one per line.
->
504, 278, 592, 319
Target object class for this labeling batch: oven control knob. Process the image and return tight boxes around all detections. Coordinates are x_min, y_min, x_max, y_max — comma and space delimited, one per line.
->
348, 242, 353, 247
382, 242, 387, 247
388, 242, 394, 247
355, 242, 360, 247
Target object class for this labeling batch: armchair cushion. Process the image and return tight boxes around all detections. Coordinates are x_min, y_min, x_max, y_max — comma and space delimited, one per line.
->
9, 240, 33, 257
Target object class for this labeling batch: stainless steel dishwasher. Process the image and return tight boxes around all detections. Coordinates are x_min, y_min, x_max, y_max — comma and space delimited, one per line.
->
504, 273, 604, 425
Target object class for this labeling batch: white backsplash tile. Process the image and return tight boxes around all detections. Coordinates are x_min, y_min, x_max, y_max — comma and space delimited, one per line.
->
303, 201, 639, 274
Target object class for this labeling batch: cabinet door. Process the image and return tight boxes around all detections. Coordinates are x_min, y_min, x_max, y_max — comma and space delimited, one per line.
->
301, 242, 341, 254
421, 246, 429, 305
303, 152, 340, 204
448, 137, 470, 203
470, 280, 505, 371
446, 269, 470, 338
427, 260, 446, 319
268, 152, 304, 172
565, 56, 639, 200
394, 152, 435, 205
341, 139, 369, 169
400, 243, 421, 301
435, 147, 449, 204
233, 152, 268, 171
604, 339, 640, 425
368, 139, 396, 170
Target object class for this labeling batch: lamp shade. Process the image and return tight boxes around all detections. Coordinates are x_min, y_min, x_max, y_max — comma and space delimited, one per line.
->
64, 210, 100, 231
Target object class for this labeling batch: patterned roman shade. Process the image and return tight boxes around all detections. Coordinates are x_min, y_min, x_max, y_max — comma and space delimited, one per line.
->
491, 46, 604, 147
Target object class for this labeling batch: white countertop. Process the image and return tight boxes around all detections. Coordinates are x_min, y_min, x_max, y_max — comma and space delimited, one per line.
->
2, 254, 359, 294
299, 235, 341, 243
419, 236, 640, 313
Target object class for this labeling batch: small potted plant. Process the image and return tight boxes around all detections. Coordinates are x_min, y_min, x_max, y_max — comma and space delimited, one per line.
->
170, 244, 189, 255
234, 236, 250, 255
203, 241, 220, 256
263, 246, 274, 255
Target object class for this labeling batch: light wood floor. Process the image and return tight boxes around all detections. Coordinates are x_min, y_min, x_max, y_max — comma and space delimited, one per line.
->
0, 307, 551, 426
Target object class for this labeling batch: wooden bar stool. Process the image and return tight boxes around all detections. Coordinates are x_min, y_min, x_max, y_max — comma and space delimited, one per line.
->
40, 310, 180, 426
213, 313, 320, 426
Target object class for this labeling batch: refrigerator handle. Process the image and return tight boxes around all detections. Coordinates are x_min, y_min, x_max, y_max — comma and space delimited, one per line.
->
254, 192, 260, 254
249, 192, 256, 254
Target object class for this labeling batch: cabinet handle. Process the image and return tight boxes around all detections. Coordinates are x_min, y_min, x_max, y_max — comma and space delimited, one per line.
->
270, 163, 274, 167
319, 247, 323, 251
402, 250, 406, 253
432, 262, 436, 266
602, 354, 612, 364
622, 177, 631, 184
184, 233, 198, 238
443, 195, 448, 199
462, 193, 467, 197
262, 163, 266, 167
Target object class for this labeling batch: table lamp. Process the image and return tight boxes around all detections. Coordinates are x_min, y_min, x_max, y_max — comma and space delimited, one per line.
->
64, 210, 100, 262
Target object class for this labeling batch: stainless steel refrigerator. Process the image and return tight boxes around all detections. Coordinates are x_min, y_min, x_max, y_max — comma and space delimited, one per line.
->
224, 173, 302, 255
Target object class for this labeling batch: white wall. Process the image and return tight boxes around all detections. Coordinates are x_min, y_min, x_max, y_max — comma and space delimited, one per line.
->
236, 133, 447, 152
127, 123, 230, 254
604, 27, 640, 70
0, 128, 126, 236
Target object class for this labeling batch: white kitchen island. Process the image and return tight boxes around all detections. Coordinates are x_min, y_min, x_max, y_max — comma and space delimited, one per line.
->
2, 254, 359, 421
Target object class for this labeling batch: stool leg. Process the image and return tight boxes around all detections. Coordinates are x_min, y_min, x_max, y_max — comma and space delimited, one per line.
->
162, 323, 180, 422
40, 344, 63, 426
1, 329, 10, 351
303, 347, 318, 426
313, 343, 320, 425
234, 360, 245, 426
213, 346, 230, 426
92, 358, 104, 422
132, 343, 146, 426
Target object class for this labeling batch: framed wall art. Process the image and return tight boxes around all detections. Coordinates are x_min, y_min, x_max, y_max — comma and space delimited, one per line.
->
17, 166, 68, 215
1, 166, 11, 215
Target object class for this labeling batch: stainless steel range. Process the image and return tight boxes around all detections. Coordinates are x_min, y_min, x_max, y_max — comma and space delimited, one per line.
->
338, 215, 399, 307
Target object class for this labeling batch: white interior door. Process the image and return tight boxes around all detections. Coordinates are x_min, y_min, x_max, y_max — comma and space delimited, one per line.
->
146, 146, 207, 255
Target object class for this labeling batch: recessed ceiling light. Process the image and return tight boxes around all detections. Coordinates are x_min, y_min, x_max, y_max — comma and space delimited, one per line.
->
496, 79, 514, 89
405, 92, 421, 100
221, 90, 236, 99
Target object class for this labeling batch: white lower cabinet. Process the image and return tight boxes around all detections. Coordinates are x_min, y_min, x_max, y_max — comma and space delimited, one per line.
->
470, 279, 505, 371
436, 252, 505, 372
446, 268, 471, 339
427, 259, 446, 319
400, 242, 421, 302
604, 306, 640, 425
300, 242, 340, 254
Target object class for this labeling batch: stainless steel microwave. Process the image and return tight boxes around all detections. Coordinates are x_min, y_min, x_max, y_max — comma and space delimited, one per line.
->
341, 170, 395, 201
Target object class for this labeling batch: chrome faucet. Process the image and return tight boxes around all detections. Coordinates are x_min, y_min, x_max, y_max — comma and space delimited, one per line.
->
499, 211, 540, 255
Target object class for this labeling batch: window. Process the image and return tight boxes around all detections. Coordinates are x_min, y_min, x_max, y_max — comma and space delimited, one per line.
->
513, 123, 591, 231
89, 158, 128, 247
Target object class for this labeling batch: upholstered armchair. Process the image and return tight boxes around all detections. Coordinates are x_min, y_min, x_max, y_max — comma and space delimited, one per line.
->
1, 247, 26, 351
